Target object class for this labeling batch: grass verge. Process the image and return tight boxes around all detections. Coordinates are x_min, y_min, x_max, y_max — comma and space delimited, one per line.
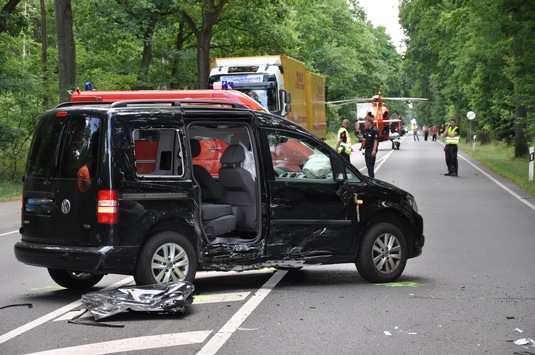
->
0, 180, 21, 202
459, 141, 535, 196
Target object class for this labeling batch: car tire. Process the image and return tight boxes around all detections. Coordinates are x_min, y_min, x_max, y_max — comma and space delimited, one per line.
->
134, 231, 197, 285
48, 269, 104, 290
356, 223, 408, 283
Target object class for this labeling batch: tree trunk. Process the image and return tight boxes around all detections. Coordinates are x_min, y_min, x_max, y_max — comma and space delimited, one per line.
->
54, 0, 76, 103
0, 0, 22, 34
511, 6, 528, 157
196, 29, 212, 89
170, 21, 191, 89
179, 0, 229, 89
40, 0, 49, 107
138, 19, 157, 86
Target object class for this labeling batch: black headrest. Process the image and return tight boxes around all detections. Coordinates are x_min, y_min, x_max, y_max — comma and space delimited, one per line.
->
220, 144, 245, 165
190, 139, 201, 158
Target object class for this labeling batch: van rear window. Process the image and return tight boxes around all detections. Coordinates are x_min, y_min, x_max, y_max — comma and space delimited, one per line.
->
26, 114, 101, 179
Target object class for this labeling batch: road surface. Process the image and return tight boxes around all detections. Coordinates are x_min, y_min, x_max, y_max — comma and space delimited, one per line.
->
1, 135, 534, 354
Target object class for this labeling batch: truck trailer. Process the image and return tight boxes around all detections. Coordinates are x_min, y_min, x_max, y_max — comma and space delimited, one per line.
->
209, 55, 326, 139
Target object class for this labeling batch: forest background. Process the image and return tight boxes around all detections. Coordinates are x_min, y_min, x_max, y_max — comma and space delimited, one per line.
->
0, 0, 534, 182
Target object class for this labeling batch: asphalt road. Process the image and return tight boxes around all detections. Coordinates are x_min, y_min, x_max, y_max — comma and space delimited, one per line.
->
1, 135, 534, 354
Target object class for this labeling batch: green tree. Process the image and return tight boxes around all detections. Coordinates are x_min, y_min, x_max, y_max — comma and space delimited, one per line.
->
400, 0, 534, 154
178, 0, 228, 89
55, 0, 75, 102
0, 0, 23, 34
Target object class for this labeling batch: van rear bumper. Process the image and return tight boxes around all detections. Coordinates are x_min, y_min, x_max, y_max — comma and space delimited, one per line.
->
14, 240, 139, 274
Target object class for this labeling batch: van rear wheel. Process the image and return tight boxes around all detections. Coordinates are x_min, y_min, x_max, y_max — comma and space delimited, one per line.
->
134, 231, 197, 285
48, 269, 104, 290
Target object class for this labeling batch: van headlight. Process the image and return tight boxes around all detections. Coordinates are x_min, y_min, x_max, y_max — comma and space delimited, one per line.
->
407, 195, 418, 213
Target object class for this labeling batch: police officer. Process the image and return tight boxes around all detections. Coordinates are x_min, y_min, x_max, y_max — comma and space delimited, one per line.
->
443, 119, 460, 176
335, 118, 352, 162
360, 116, 379, 178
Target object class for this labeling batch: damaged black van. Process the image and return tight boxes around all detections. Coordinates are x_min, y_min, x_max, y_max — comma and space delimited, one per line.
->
15, 94, 424, 289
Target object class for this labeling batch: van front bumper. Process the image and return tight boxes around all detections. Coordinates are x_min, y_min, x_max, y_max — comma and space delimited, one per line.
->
14, 240, 139, 274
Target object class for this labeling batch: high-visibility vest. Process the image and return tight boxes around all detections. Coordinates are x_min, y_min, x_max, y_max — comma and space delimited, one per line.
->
337, 127, 352, 155
445, 126, 460, 145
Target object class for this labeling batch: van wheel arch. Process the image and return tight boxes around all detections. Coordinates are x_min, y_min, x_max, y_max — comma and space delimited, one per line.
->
144, 220, 200, 256
134, 229, 198, 286
363, 209, 415, 256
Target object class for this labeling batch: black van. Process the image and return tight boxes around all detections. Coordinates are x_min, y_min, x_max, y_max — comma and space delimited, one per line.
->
15, 98, 424, 289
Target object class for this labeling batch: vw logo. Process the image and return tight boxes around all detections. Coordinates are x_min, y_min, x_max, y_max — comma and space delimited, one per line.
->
61, 199, 71, 214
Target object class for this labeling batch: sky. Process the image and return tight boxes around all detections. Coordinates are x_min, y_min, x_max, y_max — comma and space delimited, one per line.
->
358, 0, 406, 52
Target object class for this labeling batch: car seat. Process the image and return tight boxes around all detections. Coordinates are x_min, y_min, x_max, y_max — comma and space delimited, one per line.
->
190, 139, 236, 238
219, 144, 257, 232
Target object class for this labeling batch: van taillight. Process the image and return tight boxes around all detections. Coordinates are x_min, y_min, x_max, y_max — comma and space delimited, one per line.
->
97, 190, 118, 224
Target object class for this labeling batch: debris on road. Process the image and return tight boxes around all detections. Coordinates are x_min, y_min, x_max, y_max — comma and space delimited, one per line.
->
81, 281, 195, 321
514, 338, 535, 347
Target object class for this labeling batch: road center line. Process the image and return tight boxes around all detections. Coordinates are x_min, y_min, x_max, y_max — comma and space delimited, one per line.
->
358, 136, 401, 173
196, 270, 287, 355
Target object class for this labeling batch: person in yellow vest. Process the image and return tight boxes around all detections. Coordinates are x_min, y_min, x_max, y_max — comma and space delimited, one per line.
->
443, 119, 460, 176
335, 118, 352, 162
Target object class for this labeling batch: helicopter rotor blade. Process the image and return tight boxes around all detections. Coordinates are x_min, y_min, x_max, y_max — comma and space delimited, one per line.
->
327, 97, 428, 106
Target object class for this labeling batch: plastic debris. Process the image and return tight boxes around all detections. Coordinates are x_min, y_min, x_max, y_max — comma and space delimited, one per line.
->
81, 281, 194, 320
515, 328, 523, 333
384, 331, 392, 336
514, 338, 535, 346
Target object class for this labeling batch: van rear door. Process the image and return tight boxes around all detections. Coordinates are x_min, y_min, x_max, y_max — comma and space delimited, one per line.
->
22, 111, 102, 245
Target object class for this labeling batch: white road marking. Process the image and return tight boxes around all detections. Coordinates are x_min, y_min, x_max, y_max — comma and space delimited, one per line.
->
52, 291, 251, 322
358, 137, 401, 173
197, 270, 287, 355
0, 230, 18, 237
194, 292, 250, 304
24, 330, 212, 355
3, 269, 281, 354
53, 309, 90, 322
436, 141, 535, 211
0, 277, 134, 345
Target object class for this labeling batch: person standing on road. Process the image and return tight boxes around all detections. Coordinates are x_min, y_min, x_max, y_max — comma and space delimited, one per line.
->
412, 121, 419, 141
359, 116, 379, 178
432, 125, 438, 141
443, 119, 460, 176
335, 118, 352, 162
424, 125, 430, 141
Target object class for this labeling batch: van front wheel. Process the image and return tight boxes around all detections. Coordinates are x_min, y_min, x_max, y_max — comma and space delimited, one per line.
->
134, 231, 197, 286
48, 269, 104, 290
356, 223, 408, 283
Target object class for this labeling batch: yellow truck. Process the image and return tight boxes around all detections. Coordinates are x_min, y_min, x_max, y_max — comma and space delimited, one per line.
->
209, 55, 326, 139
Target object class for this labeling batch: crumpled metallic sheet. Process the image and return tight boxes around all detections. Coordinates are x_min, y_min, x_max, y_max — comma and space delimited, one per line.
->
81, 281, 195, 320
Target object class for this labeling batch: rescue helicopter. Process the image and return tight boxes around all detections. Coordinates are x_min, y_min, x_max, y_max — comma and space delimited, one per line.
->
327, 93, 428, 149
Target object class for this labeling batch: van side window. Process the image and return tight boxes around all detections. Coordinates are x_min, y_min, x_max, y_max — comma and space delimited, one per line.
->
133, 128, 183, 177
267, 130, 333, 181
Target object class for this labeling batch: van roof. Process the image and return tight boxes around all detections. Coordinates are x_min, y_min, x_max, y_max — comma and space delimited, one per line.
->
69, 90, 267, 111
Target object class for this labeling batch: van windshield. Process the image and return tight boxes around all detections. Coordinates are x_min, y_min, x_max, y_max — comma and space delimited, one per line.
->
26, 113, 101, 179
